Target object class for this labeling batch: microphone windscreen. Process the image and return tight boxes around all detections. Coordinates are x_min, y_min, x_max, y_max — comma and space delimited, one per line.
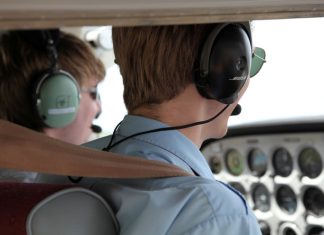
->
91, 124, 102, 133
231, 104, 242, 116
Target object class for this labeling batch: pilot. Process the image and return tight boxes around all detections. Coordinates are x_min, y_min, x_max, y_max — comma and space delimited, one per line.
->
0, 29, 105, 182
86, 23, 262, 234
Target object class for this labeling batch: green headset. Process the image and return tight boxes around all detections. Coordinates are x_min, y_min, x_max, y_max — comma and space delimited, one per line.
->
25, 30, 81, 128
33, 70, 80, 128
194, 22, 264, 104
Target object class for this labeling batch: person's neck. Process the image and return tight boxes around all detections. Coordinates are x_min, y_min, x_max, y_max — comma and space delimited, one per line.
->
132, 84, 216, 148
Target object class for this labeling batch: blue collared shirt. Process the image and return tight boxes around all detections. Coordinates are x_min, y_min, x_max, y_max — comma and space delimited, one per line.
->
85, 115, 262, 235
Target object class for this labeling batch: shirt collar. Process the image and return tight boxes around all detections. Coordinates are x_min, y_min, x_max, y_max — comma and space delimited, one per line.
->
116, 115, 214, 179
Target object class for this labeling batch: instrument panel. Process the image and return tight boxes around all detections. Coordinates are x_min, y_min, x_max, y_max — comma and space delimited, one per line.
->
202, 131, 324, 235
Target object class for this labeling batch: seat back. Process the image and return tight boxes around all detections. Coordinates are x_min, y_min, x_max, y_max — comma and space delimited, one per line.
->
0, 182, 119, 235
0, 120, 190, 235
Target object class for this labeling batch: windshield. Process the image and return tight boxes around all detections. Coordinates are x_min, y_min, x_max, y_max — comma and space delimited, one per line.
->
94, 17, 324, 134
229, 17, 324, 126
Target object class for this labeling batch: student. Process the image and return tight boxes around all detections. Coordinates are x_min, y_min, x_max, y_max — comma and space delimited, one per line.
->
0, 29, 105, 145
85, 22, 262, 234
0, 29, 105, 182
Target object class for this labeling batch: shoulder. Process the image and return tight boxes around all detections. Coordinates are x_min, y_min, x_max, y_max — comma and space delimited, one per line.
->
82, 136, 110, 150
163, 177, 260, 234
161, 176, 249, 215
92, 176, 261, 235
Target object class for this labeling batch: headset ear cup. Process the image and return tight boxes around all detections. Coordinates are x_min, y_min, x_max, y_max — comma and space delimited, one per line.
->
34, 71, 80, 128
195, 23, 252, 104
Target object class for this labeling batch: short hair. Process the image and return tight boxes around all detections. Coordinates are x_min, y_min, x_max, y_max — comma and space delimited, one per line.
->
112, 24, 214, 113
0, 30, 105, 131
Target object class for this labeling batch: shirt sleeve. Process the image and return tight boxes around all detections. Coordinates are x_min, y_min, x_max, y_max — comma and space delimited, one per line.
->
167, 183, 262, 235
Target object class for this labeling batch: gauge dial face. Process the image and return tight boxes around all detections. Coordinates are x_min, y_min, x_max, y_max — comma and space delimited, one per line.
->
308, 226, 324, 235
248, 148, 268, 177
303, 187, 324, 217
259, 221, 271, 235
273, 147, 293, 177
276, 185, 297, 214
298, 147, 323, 178
283, 228, 297, 235
252, 184, 271, 212
209, 156, 222, 174
229, 182, 246, 196
225, 149, 244, 176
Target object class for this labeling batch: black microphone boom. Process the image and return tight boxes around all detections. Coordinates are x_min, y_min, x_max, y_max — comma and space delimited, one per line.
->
91, 124, 102, 133
231, 104, 241, 116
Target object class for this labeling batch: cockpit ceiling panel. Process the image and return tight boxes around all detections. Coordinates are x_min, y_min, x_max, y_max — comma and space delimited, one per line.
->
1, 0, 324, 29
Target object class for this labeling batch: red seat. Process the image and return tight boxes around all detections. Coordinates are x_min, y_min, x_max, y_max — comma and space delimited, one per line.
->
0, 182, 72, 235
0, 182, 119, 235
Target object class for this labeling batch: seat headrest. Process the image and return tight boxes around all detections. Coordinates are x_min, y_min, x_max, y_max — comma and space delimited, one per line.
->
26, 187, 119, 235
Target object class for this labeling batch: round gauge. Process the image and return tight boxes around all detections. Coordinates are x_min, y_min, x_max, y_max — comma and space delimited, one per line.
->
276, 185, 297, 214
225, 149, 244, 176
252, 184, 271, 212
303, 187, 324, 217
298, 147, 322, 178
209, 156, 222, 174
308, 226, 324, 235
229, 182, 246, 196
273, 147, 293, 177
248, 148, 268, 177
259, 221, 271, 235
278, 223, 300, 235
283, 228, 297, 235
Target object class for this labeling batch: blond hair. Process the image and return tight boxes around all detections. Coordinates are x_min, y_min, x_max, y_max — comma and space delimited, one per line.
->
112, 24, 214, 113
